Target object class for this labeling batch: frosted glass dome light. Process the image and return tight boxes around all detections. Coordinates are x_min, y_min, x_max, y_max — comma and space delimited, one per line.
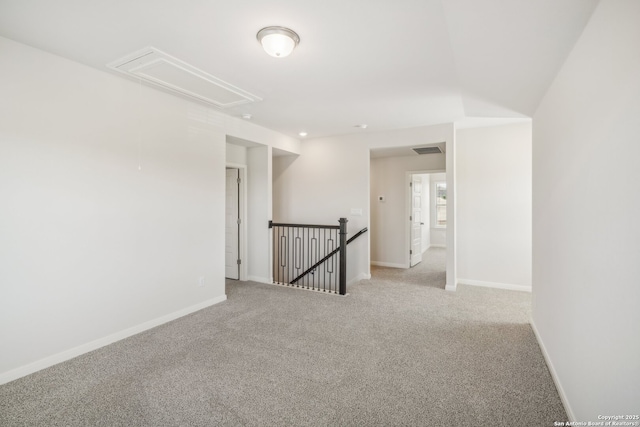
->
257, 27, 300, 58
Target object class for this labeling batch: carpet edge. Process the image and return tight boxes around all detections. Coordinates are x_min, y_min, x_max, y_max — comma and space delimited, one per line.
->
530, 317, 575, 422
0, 294, 227, 385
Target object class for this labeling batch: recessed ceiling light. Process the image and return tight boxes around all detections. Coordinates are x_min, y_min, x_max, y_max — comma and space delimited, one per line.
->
257, 27, 300, 58
355, 124, 368, 129
242, 113, 252, 120
299, 132, 308, 137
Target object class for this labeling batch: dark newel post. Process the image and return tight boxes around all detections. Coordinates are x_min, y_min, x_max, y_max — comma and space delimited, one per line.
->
338, 217, 348, 295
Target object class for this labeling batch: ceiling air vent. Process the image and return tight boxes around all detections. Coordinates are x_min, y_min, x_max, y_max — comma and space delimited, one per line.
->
412, 146, 443, 155
107, 47, 262, 108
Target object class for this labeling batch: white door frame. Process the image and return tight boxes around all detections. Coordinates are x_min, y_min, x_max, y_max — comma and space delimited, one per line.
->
405, 169, 445, 268
226, 163, 248, 281
409, 175, 423, 267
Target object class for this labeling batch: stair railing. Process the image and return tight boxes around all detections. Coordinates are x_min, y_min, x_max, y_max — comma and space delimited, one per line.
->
269, 218, 367, 295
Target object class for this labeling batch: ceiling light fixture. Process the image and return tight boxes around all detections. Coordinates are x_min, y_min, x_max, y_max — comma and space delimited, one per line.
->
257, 26, 300, 58
299, 131, 308, 137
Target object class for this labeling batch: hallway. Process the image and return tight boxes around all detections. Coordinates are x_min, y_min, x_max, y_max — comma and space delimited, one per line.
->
371, 246, 446, 289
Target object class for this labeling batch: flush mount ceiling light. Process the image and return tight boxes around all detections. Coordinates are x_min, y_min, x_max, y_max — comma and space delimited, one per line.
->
257, 26, 300, 58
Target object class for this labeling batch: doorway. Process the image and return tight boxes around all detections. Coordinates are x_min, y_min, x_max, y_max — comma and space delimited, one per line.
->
406, 171, 447, 270
369, 143, 455, 291
410, 174, 423, 267
225, 168, 240, 279
225, 166, 247, 280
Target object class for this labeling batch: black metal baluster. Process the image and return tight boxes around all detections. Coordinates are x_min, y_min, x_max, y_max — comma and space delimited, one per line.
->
305, 227, 310, 290
285, 227, 289, 284
326, 230, 330, 293
309, 229, 319, 290
269, 220, 364, 294
318, 230, 327, 292
337, 232, 340, 293
325, 232, 329, 293
288, 226, 292, 286
291, 226, 295, 286
278, 226, 282, 284
313, 230, 318, 290
337, 229, 340, 293
274, 225, 278, 284
295, 228, 300, 287
304, 227, 308, 289
280, 226, 283, 284
318, 228, 322, 291
318, 228, 323, 291
332, 229, 337, 293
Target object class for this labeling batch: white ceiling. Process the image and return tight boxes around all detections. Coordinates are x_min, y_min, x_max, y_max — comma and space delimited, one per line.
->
370, 142, 446, 159
0, 0, 598, 140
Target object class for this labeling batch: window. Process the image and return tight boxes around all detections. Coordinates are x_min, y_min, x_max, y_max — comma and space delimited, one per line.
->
435, 181, 446, 227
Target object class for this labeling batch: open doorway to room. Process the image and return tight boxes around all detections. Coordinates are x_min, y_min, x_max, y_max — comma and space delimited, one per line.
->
407, 172, 446, 267
369, 144, 448, 289
225, 167, 240, 280
226, 136, 255, 282
402, 171, 447, 287
225, 166, 246, 280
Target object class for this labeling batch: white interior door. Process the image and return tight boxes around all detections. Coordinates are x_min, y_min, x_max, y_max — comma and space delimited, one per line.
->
225, 169, 240, 279
410, 175, 423, 267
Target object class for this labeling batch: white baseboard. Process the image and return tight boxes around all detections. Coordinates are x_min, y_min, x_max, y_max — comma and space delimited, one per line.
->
530, 318, 575, 421
0, 295, 227, 385
371, 261, 407, 269
457, 278, 531, 293
445, 283, 457, 292
348, 273, 371, 285
247, 275, 272, 284
429, 244, 446, 248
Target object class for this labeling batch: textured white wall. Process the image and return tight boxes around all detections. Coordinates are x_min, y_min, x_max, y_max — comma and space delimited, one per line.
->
0, 37, 297, 383
0, 37, 227, 380
273, 136, 370, 282
226, 143, 247, 165
273, 124, 454, 283
456, 123, 532, 289
532, 0, 640, 420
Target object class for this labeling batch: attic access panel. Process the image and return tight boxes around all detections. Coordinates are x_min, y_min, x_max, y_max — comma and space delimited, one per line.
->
412, 146, 443, 155
108, 47, 262, 108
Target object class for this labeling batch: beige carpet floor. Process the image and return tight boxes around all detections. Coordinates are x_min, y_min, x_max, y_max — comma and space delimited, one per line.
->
0, 247, 566, 426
